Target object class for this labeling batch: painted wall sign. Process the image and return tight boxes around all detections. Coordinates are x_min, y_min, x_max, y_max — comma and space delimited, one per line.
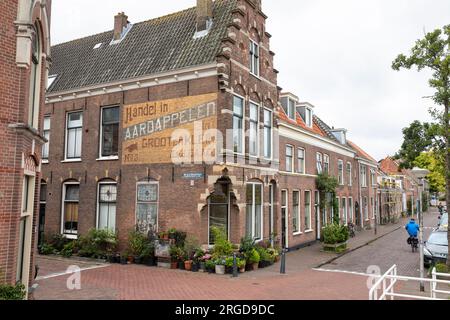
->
122, 93, 217, 164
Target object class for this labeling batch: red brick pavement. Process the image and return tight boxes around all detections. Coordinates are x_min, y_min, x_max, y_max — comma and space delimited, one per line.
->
32, 215, 415, 300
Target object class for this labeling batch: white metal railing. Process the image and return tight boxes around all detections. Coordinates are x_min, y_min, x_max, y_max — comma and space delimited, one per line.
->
431, 268, 450, 299
369, 265, 450, 300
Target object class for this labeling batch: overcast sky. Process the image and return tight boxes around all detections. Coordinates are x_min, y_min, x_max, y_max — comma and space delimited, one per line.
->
51, 0, 450, 161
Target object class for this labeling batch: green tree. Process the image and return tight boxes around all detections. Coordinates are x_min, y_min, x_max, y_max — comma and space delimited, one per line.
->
394, 121, 442, 169
413, 152, 446, 193
392, 25, 450, 266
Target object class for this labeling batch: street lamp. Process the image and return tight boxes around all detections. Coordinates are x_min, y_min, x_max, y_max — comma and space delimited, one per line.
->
411, 167, 430, 292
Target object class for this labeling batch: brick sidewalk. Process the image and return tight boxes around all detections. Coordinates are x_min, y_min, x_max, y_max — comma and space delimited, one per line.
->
32, 212, 434, 300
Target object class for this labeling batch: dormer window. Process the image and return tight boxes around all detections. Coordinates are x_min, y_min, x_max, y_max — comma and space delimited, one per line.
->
330, 129, 347, 145
47, 75, 57, 90
305, 107, 313, 127
297, 102, 315, 128
281, 97, 296, 121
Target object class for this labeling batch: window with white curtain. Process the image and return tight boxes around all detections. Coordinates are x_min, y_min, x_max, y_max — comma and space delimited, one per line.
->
65, 112, 83, 159
297, 148, 305, 174
42, 116, 51, 160
97, 183, 117, 232
263, 109, 272, 159
246, 183, 263, 241
249, 102, 259, 157
233, 96, 244, 154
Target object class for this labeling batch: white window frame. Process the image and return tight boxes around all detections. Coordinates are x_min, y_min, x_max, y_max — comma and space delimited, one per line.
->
316, 152, 323, 174
28, 25, 41, 130
281, 189, 289, 248
42, 116, 51, 162
338, 160, 344, 185
96, 182, 118, 232
342, 197, 347, 225
249, 40, 260, 77
323, 154, 330, 174
360, 164, 367, 188
249, 101, 260, 157
348, 197, 353, 224
364, 196, 369, 221
232, 95, 245, 155
371, 169, 377, 187
263, 108, 273, 160
305, 107, 313, 128
304, 190, 313, 232
61, 181, 80, 239
297, 147, 306, 174
246, 182, 264, 241
286, 145, 294, 173
347, 162, 352, 186
287, 98, 296, 121
293, 190, 301, 235
99, 106, 120, 160
65, 111, 83, 160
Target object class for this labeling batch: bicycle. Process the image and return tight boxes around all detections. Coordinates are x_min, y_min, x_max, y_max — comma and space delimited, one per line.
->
347, 223, 356, 238
407, 237, 419, 253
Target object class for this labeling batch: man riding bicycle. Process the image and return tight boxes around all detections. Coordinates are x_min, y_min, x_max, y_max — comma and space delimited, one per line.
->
405, 218, 419, 246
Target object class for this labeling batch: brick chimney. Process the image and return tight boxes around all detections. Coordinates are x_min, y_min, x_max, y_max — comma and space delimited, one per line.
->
114, 12, 129, 41
196, 0, 213, 32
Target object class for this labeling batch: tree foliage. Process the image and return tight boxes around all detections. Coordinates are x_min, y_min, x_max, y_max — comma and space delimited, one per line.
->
413, 152, 445, 193
393, 24, 450, 266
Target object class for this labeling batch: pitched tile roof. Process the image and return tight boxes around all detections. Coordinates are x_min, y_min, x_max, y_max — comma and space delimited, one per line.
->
48, 0, 236, 94
276, 106, 327, 137
347, 140, 378, 164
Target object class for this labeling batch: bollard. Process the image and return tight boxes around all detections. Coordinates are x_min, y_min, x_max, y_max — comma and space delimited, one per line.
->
232, 253, 238, 278
280, 248, 286, 274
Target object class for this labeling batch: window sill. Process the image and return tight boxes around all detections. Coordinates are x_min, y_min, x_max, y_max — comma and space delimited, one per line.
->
293, 232, 303, 236
61, 159, 82, 163
305, 229, 314, 234
250, 72, 261, 80
42, 160, 49, 164
97, 156, 119, 161
64, 234, 78, 240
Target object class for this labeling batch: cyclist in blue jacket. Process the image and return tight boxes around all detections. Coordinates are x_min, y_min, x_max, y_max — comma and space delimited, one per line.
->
405, 218, 419, 240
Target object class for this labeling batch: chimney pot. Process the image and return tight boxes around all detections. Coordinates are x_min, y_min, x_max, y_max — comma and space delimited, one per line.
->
114, 12, 129, 41
196, 0, 213, 32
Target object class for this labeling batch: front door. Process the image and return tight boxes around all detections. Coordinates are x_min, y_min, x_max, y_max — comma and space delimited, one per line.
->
315, 191, 321, 240
355, 201, 360, 228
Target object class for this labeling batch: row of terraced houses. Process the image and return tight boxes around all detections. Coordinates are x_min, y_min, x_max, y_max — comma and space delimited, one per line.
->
2, 0, 420, 295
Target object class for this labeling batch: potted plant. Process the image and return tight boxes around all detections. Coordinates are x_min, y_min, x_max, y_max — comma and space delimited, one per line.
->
169, 245, 180, 269
322, 224, 349, 253
192, 248, 204, 273
168, 228, 177, 240
120, 251, 128, 265
128, 230, 147, 264
205, 259, 215, 274
199, 254, 211, 272
214, 257, 226, 275
247, 248, 260, 271
238, 258, 246, 273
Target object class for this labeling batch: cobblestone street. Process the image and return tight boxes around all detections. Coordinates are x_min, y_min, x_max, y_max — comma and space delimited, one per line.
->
32, 210, 442, 300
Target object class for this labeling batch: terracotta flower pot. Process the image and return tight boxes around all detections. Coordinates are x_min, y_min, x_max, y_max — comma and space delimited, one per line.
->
239, 267, 246, 273
184, 260, 193, 271
170, 261, 178, 269
252, 262, 259, 271
127, 256, 134, 264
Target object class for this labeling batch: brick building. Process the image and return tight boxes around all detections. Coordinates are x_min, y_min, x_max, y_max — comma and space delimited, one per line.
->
379, 157, 420, 217
0, 0, 51, 295
40, 0, 379, 252
276, 92, 378, 248
42, 0, 280, 248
